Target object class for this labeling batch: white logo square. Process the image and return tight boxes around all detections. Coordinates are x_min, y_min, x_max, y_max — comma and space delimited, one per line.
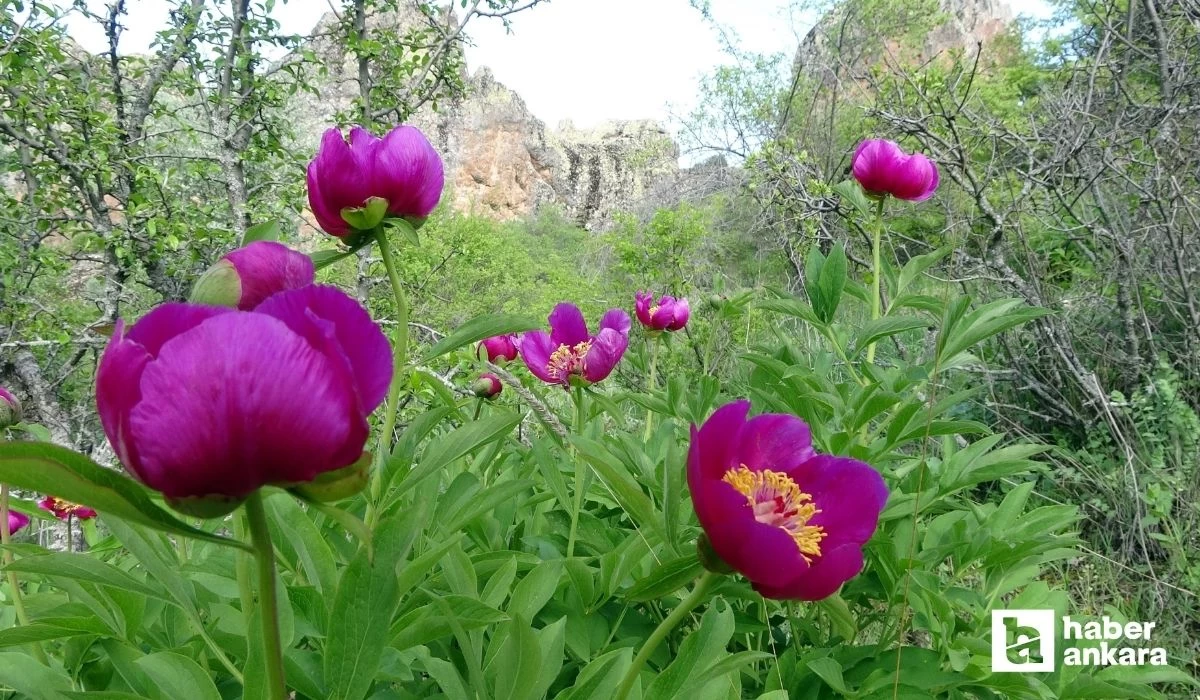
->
992, 609, 1056, 672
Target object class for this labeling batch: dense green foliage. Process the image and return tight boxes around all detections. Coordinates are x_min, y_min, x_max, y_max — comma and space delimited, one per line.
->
1, 0, 1198, 698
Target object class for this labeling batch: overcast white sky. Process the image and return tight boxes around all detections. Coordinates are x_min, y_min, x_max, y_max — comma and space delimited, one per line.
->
62, 0, 1054, 130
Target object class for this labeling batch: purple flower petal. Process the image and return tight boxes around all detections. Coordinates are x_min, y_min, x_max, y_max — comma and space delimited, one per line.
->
307, 159, 348, 236
733, 413, 815, 474
256, 284, 393, 413
6, 511, 28, 535
125, 303, 232, 357
127, 313, 368, 498
598, 308, 632, 336
752, 544, 865, 601
225, 242, 316, 310
548, 303, 589, 348
582, 327, 627, 383
790, 454, 888, 550
517, 331, 558, 383
634, 292, 653, 327
691, 400, 751, 480
667, 298, 690, 331
96, 321, 151, 482
377, 125, 445, 218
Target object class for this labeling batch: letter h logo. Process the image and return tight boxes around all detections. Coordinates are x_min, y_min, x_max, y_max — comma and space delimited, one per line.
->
991, 609, 1055, 672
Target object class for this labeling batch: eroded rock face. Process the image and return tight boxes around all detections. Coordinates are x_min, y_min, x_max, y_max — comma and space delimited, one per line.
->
290, 11, 679, 230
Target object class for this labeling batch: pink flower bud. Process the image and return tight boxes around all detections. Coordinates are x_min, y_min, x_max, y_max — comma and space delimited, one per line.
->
306, 125, 445, 237
191, 241, 315, 310
477, 335, 518, 363
0, 386, 20, 429
5, 511, 29, 536
472, 373, 503, 399
851, 139, 939, 202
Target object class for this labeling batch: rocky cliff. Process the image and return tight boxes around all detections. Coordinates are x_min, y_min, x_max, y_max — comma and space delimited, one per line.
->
290, 10, 679, 230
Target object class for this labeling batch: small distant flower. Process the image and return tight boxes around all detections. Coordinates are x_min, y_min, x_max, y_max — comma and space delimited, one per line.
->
477, 335, 519, 364
6, 511, 28, 536
519, 303, 631, 388
0, 386, 20, 429
851, 139, 939, 202
472, 373, 503, 399
635, 292, 690, 332
687, 400, 888, 601
96, 285, 392, 506
307, 125, 445, 237
38, 497, 98, 521
191, 241, 315, 310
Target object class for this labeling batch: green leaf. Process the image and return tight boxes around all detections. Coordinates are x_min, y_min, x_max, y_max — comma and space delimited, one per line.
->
310, 248, 358, 270
0, 442, 248, 551
135, 652, 221, 700
0, 651, 73, 698
390, 595, 508, 650
851, 316, 929, 356
757, 297, 823, 327
555, 648, 632, 700
397, 411, 521, 496
5, 552, 167, 601
266, 494, 337, 596
324, 515, 408, 700
813, 242, 848, 323
626, 555, 703, 602
833, 179, 873, 216
937, 298, 1049, 365
242, 220, 281, 245
493, 613, 543, 700
570, 436, 665, 543
385, 217, 421, 247
507, 559, 563, 620
806, 657, 850, 694
0, 622, 107, 647
423, 314, 542, 361
645, 600, 735, 698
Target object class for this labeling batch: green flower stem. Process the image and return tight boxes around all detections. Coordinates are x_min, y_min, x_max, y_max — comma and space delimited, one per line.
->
65, 514, 73, 553
0, 486, 47, 665
245, 492, 287, 700
566, 386, 587, 558
368, 226, 410, 527
865, 196, 887, 365
642, 337, 660, 442
614, 571, 719, 700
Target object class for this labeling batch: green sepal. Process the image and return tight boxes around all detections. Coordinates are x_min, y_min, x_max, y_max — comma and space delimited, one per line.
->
289, 452, 371, 503
340, 196, 390, 232
165, 492, 247, 519
696, 533, 734, 575
189, 260, 241, 308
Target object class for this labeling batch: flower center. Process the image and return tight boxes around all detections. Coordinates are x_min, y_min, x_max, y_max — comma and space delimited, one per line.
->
50, 498, 85, 516
722, 466, 825, 563
547, 341, 591, 380
648, 304, 660, 317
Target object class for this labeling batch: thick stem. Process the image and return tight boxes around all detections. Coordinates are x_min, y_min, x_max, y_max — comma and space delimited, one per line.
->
566, 386, 586, 558
1, 486, 47, 664
245, 492, 287, 700
642, 337, 660, 442
614, 572, 719, 700
368, 227, 410, 526
66, 514, 73, 553
865, 196, 886, 365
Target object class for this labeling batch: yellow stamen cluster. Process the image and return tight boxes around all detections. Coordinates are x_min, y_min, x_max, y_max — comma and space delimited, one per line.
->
546, 341, 592, 379
723, 466, 825, 562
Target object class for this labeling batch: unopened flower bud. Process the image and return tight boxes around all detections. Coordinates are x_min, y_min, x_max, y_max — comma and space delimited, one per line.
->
472, 373, 503, 399
191, 241, 315, 310
0, 387, 21, 429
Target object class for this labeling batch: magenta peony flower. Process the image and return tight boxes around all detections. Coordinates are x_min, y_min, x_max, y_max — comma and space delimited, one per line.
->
0, 386, 20, 428
96, 284, 392, 502
851, 139, 939, 202
307, 125, 445, 237
38, 496, 98, 521
519, 303, 631, 388
687, 400, 888, 600
477, 335, 519, 364
5, 510, 29, 536
635, 292, 690, 332
472, 373, 503, 399
191, 241, 315, 311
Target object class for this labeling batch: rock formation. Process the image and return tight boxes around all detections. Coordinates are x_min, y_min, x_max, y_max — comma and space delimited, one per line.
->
290, 10, 679, 230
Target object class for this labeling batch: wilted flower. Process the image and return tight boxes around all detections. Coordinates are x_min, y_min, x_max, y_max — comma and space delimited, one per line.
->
635, 292, 690, 332
307, 125, 444, 237
96, 285, 391, 508
851, 139, 939, 202
38, 497, 98, 521
191, 241, 315, 310
0, 386, 20, 429
519, 303, 630, 388
477, 335, 518, 364
687, 400, 888, 600
472, 373, 503, 399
